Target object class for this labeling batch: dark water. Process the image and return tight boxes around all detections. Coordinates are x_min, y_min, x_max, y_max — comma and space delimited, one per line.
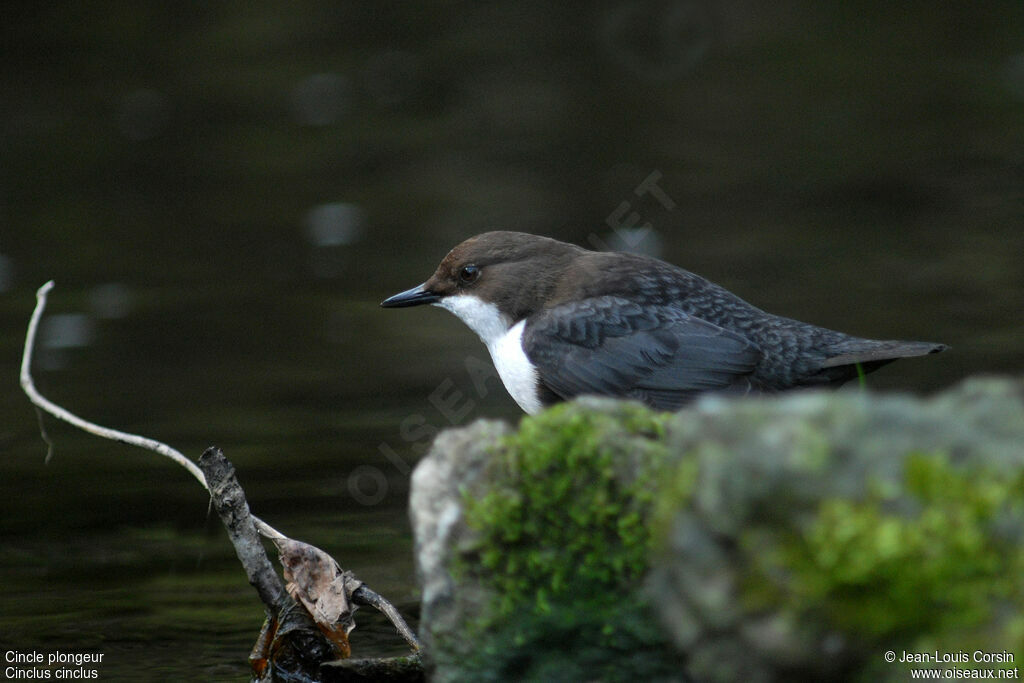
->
2, 2, 1022, 679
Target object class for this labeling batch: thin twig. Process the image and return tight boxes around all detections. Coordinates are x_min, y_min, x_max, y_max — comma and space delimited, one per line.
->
32, 404, 54, 464
353, 585, 421, 651
21, 282, 206, 484
19, 281, 286, 540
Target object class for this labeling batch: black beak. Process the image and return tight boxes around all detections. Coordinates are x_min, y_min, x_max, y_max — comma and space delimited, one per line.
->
380, 283, 440, 308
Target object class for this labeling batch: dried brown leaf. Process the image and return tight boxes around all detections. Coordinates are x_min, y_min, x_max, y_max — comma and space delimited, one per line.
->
273, 537, 364, 658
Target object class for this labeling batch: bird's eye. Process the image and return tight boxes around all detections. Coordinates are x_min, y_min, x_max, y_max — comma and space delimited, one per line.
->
458, 264, 480, 284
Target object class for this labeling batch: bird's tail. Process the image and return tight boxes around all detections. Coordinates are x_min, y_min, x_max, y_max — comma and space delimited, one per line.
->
822, 339, 949, 368
814, 339, 948, 386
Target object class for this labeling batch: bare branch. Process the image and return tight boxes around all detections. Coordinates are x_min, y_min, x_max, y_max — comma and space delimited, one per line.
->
21, 281, 207, 486
353, 585, 421, 652
19, 280, 287, 540
199, 447, 287, 613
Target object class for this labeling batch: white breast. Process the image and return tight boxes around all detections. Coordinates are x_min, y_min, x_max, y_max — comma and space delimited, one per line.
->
435, 295, 543, 414
489, 320, 543, 414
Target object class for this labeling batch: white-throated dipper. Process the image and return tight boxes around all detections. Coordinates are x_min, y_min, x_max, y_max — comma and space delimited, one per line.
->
381, 231, 947, 413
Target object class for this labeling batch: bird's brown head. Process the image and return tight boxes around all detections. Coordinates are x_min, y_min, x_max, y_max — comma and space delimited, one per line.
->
380, 231, 582, 321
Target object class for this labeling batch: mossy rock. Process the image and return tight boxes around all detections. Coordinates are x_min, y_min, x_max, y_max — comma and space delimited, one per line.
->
653, 377, 1024, 682
410, 399, 686, 682
409, 377, 1024, 682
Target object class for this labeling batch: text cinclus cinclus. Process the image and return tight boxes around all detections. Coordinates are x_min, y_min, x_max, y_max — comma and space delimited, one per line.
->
381, 231, 948, 413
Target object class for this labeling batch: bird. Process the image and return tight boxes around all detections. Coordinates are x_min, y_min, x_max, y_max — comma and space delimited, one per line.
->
381, 231, 947, 413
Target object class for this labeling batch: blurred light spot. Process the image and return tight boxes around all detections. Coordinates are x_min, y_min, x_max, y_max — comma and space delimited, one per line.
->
1002, 53, 1024, 101
306, 202, 365, 247
0, 254, 13, 292
89, 282, 133, 319
41, 313, 96, 350
117, 89, 171, 141
361, 51, 423, 106
599, 0, 712, 82
605, 228, 663, 258
290, 73, 351, 126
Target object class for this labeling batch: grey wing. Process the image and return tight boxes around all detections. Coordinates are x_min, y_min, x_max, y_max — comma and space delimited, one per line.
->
523, 296, 762, 410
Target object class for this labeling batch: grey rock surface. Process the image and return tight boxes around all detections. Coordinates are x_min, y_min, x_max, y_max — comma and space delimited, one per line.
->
408, 419, 510, 670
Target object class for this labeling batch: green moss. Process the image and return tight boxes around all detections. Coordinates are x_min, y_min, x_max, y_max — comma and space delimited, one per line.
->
750, 452, 1024, 642
458, 401, 678, 668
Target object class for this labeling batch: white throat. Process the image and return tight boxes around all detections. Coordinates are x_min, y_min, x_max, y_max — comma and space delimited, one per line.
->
435, 294, 543, 414
435, 294, 511, 346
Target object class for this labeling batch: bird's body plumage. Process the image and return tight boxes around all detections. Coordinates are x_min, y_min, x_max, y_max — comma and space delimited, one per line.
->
382, 232, 947, 413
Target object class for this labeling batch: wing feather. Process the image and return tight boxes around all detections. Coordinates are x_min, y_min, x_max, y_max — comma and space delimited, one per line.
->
523, 296, 761, 410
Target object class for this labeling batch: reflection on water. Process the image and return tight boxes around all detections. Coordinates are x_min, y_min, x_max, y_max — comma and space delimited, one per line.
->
1, 1, 1021, 678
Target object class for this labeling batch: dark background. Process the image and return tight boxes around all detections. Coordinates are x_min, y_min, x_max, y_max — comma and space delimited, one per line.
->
1, 2, 1021, 678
